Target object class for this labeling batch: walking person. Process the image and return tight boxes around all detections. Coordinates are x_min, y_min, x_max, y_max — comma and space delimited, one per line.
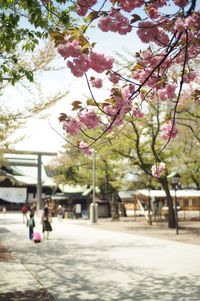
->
41, 204, 52, 240
62, 206, 66, 219
2, 207, 6, 217
21, 205, 28, 224
30, 202, 37, 217
57, 205, 63, 222
28, 213, 35, 240
72, 206, 76, 219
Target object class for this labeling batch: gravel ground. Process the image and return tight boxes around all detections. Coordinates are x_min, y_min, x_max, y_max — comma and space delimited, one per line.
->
0, 289, 55, 301
87, 217, 200, 245
0, 243, 55, 301
0, 217, 200, 301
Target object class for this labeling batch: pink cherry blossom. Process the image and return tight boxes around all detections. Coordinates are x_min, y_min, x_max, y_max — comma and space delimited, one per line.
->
132, 107, 144, 118
79, 110, 100, 129
104, 105, 118, 116
57, 37, 115, 78
76, 0, 97, 16
91, 78, 103, 88
79, 141, 93, 156
62, 118, 81, 136
147, 7, 160, 20
67, 54, 90, 77
89, 51, 114, 73
58, 39, 82, 59
117, 0, 144, 12
161, 120, 178, 140
41, 0, 50, 4
175, 18, 187, 32
112, 115, 124, 127
152, 162, 166, 178
122, 84, 135, 99
174, 0, 188, 7
137, 21, 169, 46
109, 73, 121, 84
76, 5, 88, 16
98, 10, 132, 35
183, 71, 197, 84
157, 84, 176, 101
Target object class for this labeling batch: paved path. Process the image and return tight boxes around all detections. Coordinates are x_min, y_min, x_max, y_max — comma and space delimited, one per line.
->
0, 213, 200, 301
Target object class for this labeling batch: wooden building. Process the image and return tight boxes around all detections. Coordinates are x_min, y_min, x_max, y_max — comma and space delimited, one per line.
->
137, 189, 200, 220
0, 155, 56, 210
119, 189, 200, 220
118, 191, 141, 217
51, 184, 110, 218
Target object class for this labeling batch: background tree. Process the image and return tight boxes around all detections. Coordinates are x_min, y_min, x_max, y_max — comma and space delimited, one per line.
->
47, 134, 127, 220
0, 43, 69, 167
0, 0, 73, 85
170, 93, 200, 188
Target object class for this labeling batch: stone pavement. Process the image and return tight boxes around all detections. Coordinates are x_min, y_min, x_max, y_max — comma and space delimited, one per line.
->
0, 213, 200, 301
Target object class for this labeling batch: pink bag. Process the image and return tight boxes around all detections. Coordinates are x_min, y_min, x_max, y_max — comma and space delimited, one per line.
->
33, 232, 41, 243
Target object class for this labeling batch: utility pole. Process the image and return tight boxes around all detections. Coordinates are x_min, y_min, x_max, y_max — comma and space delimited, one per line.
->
90, 150, 98, 223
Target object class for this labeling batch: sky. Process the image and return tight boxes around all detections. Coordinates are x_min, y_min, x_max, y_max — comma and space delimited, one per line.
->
0, 7, 144, 163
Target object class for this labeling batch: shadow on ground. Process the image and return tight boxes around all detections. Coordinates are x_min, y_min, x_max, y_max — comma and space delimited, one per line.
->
2, 232, 200, 301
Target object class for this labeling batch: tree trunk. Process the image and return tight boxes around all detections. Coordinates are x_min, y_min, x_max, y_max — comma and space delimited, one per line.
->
110, 193, 120, 221
160, 177, 176, 228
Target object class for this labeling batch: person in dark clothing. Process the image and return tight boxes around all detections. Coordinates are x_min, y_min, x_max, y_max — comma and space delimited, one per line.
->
30, 202, 37, 216
28, 213, 35, 240
41, 204, 52, 240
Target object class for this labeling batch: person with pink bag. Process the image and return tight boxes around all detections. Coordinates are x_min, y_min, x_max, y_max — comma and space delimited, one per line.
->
33, 232, 41, 243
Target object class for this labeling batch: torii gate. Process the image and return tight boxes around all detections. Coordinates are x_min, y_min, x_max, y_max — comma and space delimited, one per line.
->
1, 149, 57, 209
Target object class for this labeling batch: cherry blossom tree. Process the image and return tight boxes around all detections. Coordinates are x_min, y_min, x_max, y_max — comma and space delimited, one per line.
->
4, 1, 198, 227
2, 1, 199, 162
54, 0, 199, 165
43, 0, 200, 228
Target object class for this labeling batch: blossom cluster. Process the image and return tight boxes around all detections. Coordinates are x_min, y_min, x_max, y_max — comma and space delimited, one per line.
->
61, 109, 100, 136
79, 141, 93, 156
152, 162, 166, 178
58, 37, 114, 77
98, 10, 132, 35
79, 110, 100, 128
132, 107, 144, 118
103, 84, 136, 128
161, 120, 178, 140
76, 0, 97, 16
91, 78, 102, 88
157, 84, 176, 101
117, 0, 144, 12
137, 21, 169, 46
109, 73, 121, 84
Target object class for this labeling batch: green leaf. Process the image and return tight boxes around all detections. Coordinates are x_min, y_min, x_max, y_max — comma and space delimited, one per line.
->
87, 11, 99, 22
51, 31, 65, 46
87, 99, 96, 106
